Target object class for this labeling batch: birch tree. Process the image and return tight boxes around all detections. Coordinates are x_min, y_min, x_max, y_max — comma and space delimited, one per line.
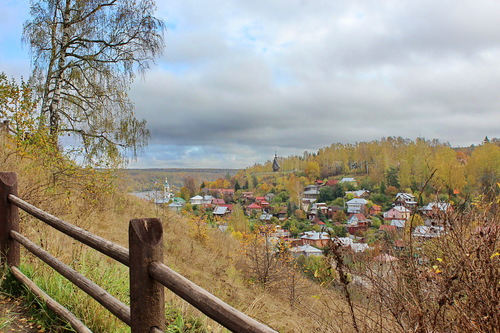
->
23, 0, 165, 164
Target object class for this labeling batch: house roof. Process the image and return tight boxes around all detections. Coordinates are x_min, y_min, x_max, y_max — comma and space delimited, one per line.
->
349, 213, 368, 223
326, 179, 339, 186
303, 189, 320, 195
213, 206, 229, 215
346, 198, 368, 205
413, 225, 444, 238
291, 244, 323, 254
390, 220, 406, 228
395, 192, 415, 200
247, 203, 262, 209
212, 198, 225, 205
301, 231, 329, 240
340, 177, 356, 183
190, 195, 203, 200
346, 190, 370, 197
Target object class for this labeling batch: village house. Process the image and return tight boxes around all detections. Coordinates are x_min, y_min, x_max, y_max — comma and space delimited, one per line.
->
240, 192, 254, 203
190, 195, 203, 205
291, 244, 323, 258
308, 202, 328, 221
369, 204, 382, 216
393, 193, 417, 209
339, 177, 356, 184
276, 208, 287, 220
270, 225, 291, 238
345, 189, 370, 198
346, 198, 368, 214
212, 198, 225, 205
348, 213, 369, 225
384, 206, 411, 221
213, 206, 230, 217
264, 192, 276, 202
412, 225, 445, 238
259, 213, 273, 222
167, 197, 186, 212
336, 237, 370, 253
325, 179, 339, 187
201, 195, 214, 207
327, 205, 343, 219
300, 231, 330, 248
390, 219, 406, 229
421, 202, 453, 226
245, 202, 263, 215
347, 221, 369, 235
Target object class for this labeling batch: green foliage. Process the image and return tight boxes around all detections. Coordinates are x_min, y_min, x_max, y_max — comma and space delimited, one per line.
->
331, 225, 347, 237
386, 166, 401, 188
370, 217, 382, 228
317, 186, 336, 203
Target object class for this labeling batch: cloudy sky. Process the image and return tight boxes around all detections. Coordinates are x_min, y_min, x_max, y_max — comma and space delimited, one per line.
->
1, 0, 499, 169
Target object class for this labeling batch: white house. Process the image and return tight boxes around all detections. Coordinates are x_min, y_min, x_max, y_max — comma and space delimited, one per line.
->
394, 193, 417, 208
346, 198, 368, 214
190, 195, 203, 205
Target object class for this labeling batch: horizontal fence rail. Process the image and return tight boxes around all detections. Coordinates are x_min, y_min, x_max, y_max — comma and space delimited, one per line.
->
0, 172, 278, 333
9, 230, 131, 325
7, 194, 130, 266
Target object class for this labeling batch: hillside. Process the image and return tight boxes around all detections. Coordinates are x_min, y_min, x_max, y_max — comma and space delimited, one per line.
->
0, 134, 355, 332
1, 128, 499, 332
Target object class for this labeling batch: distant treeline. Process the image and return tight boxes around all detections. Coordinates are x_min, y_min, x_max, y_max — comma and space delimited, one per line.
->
119, 168, 239, 192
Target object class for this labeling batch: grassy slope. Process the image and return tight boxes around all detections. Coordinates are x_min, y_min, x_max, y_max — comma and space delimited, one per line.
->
0, 141, 356, 332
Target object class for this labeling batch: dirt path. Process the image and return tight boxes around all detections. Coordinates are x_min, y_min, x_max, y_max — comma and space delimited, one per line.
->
0, 294, 41, 332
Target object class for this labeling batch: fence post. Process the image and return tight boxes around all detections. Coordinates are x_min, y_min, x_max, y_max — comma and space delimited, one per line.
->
129, 218, 165, 333
0, 172, 20, 267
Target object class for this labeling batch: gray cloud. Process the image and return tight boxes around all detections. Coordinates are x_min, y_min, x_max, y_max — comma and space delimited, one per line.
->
1, 0, 499, 168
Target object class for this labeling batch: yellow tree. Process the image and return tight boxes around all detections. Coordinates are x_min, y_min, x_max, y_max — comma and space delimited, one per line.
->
305, 160, 320, 180
466, 143, 500, 196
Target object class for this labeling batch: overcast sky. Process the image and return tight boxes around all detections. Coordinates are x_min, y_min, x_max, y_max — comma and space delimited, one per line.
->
1, 0, 499, 169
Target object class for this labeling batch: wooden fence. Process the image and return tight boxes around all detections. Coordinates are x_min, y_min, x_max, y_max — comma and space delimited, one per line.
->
0, 172, 278, 333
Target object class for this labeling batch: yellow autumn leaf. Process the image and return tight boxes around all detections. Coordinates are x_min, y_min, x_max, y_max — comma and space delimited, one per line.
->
490, 252, 500, 259
436, 258, 443, 262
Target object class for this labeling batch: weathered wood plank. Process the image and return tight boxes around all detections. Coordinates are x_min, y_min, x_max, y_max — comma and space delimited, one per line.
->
0, 172, 20, 267
10, 230, 131, 326
149, 262, 278, 333
7, 194, 130, 266
129, 218, 165, 333
10, 266, 92, 333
